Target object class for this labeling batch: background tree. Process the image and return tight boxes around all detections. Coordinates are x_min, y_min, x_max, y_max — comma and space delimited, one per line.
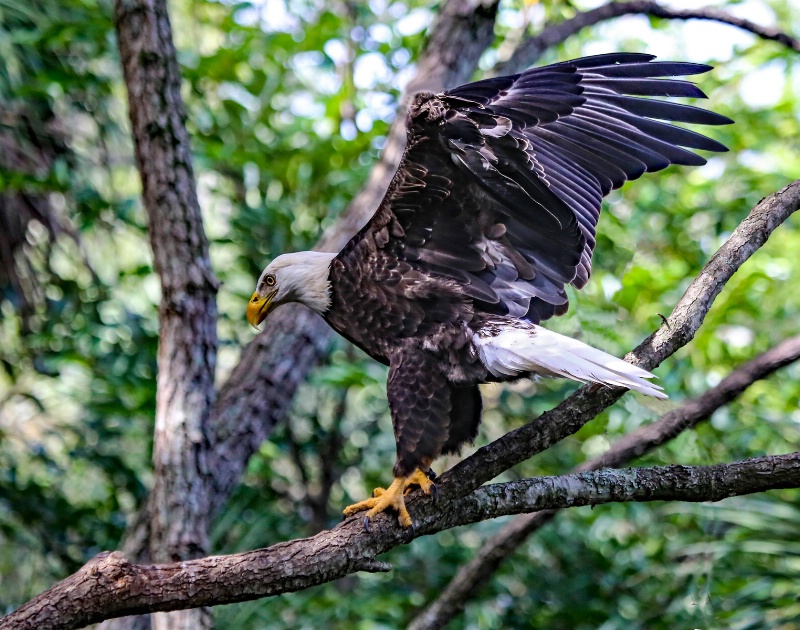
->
1, 0, 799, 628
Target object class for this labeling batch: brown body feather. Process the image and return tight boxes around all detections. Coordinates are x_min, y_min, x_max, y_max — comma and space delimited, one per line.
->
326, 226, 489, 476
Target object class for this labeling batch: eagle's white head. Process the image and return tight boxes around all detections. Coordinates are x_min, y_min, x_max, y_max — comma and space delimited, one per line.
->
246, 251, 336, 327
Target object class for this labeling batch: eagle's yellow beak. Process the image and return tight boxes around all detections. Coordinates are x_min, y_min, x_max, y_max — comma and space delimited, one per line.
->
246, 290, 276, 329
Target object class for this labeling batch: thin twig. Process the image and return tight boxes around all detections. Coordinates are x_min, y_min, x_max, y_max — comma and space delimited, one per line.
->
497, 0, 800, 75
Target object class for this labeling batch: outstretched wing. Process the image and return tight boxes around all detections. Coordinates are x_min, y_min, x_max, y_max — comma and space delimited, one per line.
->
350, 53, 732, 323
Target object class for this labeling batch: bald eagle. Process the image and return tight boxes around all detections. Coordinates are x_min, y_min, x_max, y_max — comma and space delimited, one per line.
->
247, 53, 730, 528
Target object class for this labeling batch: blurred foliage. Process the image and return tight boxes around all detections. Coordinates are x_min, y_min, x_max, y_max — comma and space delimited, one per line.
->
1, 0, 800, 627
0, 0, 153, 608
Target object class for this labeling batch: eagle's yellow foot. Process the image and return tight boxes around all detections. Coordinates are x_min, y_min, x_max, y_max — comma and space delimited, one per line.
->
343, 469, 436, 529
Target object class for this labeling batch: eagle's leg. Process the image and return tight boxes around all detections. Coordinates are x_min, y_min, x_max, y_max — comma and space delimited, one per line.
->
345, 347, 450, 528
343, 468, 435, 528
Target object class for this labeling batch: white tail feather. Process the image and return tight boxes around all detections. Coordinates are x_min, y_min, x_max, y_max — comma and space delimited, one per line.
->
474, 323, 667, 399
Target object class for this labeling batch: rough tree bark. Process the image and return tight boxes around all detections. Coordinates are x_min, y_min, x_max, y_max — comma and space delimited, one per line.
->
3, 180, 798, 630
409, 333, 800, 630
114, 0, 218, 628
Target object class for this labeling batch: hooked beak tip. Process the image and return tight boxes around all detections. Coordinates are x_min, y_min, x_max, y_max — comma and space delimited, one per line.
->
246, 293, 271, 329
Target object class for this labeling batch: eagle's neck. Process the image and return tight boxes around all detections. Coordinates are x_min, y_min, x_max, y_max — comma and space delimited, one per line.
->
284, 251, 336, 315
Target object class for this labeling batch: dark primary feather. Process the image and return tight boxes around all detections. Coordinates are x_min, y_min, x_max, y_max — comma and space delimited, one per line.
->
346, 52, 731, 324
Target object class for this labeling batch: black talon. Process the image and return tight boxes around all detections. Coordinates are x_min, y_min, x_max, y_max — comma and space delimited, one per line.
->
430, 483, 439, 505
426, 468, 437, 481
363, 516, 371, 533
403, 522, 416, 543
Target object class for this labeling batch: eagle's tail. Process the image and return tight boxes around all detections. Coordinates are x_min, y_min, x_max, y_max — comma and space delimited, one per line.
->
473, 322, 667, 399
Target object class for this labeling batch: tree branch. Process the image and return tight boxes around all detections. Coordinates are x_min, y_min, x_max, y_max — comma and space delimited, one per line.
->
3, 452, 797, 630
409, 333, 800, 630
595, 335, 800, 468
497, 0, 800, 75
454, 453, 800, 519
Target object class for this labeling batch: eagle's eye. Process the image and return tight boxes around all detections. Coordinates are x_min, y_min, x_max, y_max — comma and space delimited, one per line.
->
265, 274, 276, 287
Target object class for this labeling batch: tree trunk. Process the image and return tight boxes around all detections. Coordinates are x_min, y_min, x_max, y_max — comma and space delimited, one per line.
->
114, 0, 219, 628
